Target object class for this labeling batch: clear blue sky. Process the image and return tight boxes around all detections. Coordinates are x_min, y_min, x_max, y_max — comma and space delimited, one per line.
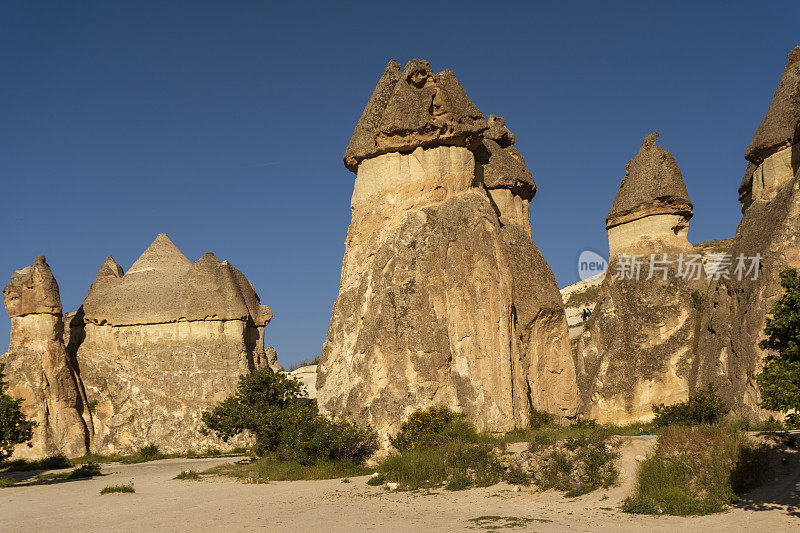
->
1, 1, 798, 368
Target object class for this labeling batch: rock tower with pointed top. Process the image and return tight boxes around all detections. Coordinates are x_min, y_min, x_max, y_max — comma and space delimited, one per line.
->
318, 59, 578, 442
695, 45, 800, 418
606, 132, 694, 256
570, 133, 704, 424
2, 256, 90, 459
62, 234, 276, 455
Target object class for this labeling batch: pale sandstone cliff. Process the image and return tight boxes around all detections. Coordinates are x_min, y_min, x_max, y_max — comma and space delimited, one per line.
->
68, 234, 272, 455
318, 59, 577, 442
694, 46, 800, 417
2, 256, 90, 459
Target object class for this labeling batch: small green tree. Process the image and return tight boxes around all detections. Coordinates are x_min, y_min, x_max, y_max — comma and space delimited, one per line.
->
756, 268, 800, 421
202, 369, 377, 464
0, 363, 36, 461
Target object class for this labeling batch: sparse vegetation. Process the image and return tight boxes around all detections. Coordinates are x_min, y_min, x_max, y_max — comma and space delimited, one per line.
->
531, 432, 619, 495
467, 516, 551, 529
174, 469, 201, 480
623, 425, 769, 515
210, 457, 369, 482
1, 454, 71, 472
36, 462, 101, 482
564, 285, 601, 308
286, 354, 321, 372
366, 473, 386, 486
379, 440, 502, 490
202, 369, 378, 466
0, 363, 36, 461
652, 384, 730, 427
100, 483, 135, 495
0, 476, 16, 487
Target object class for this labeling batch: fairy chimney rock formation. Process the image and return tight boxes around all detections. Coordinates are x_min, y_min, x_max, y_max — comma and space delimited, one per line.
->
606, 132, 694, 256
2, 256, 90, 459
695, 45, 800, 417
318, 59, 578, 442
72, 233, 272, 454
572, 136, 702, 424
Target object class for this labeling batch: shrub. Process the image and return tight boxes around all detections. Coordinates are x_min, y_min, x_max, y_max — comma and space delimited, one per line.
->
139, 444, 160, 460
0, 476, 16, 487
0, 363, 36, 461
366, 473, 385, 486
623, 425, 769, 515
389, 406, 476, 451
67, 462, 101, 479
445, 472, 471, 491
202, 369, 378, 465
378, 441, 502, 490
502, 465, 530, 486
174, 469, 201, 480
652, 384, 729, 427
528, 409, 554, 429
100, 483, 135, 495
533, 432, 618, 494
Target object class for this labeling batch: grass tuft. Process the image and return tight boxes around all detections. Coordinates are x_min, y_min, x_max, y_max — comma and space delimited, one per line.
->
174, 469, 201, 480
100, 483, 135, 495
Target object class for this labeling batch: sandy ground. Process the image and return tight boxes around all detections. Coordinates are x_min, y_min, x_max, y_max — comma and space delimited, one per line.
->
1, 436, 798, 532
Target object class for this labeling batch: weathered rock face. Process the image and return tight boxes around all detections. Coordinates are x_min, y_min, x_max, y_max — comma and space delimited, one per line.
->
318, 59, 578, 441
573, 134, 703, 423
69, 234, 272, 454
694, 46, 800, 417
2, 257, 90, 459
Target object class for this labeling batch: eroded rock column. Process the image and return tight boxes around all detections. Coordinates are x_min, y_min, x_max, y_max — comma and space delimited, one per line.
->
2, 256, 89, 459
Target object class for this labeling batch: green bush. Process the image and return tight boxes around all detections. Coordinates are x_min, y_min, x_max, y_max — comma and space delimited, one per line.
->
0, 363, 36, 461
528, 409, 554, 429
652, 384, 729, 427
0, 476, 16, 487
139, 444, 160, 460
389, 406, 476, 451
623, 425, 768, 515
202, 369, 378, 465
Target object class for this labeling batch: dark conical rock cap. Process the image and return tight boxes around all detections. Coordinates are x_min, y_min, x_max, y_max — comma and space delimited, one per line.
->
3, 255, 62, 317
343, 59, 488, 172
745, 46, 800, 164
606, 132, 693, 229
82, 234, 271, 326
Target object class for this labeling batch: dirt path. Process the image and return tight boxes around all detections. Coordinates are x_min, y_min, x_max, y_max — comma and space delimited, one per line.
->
0, 437, 797, 532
